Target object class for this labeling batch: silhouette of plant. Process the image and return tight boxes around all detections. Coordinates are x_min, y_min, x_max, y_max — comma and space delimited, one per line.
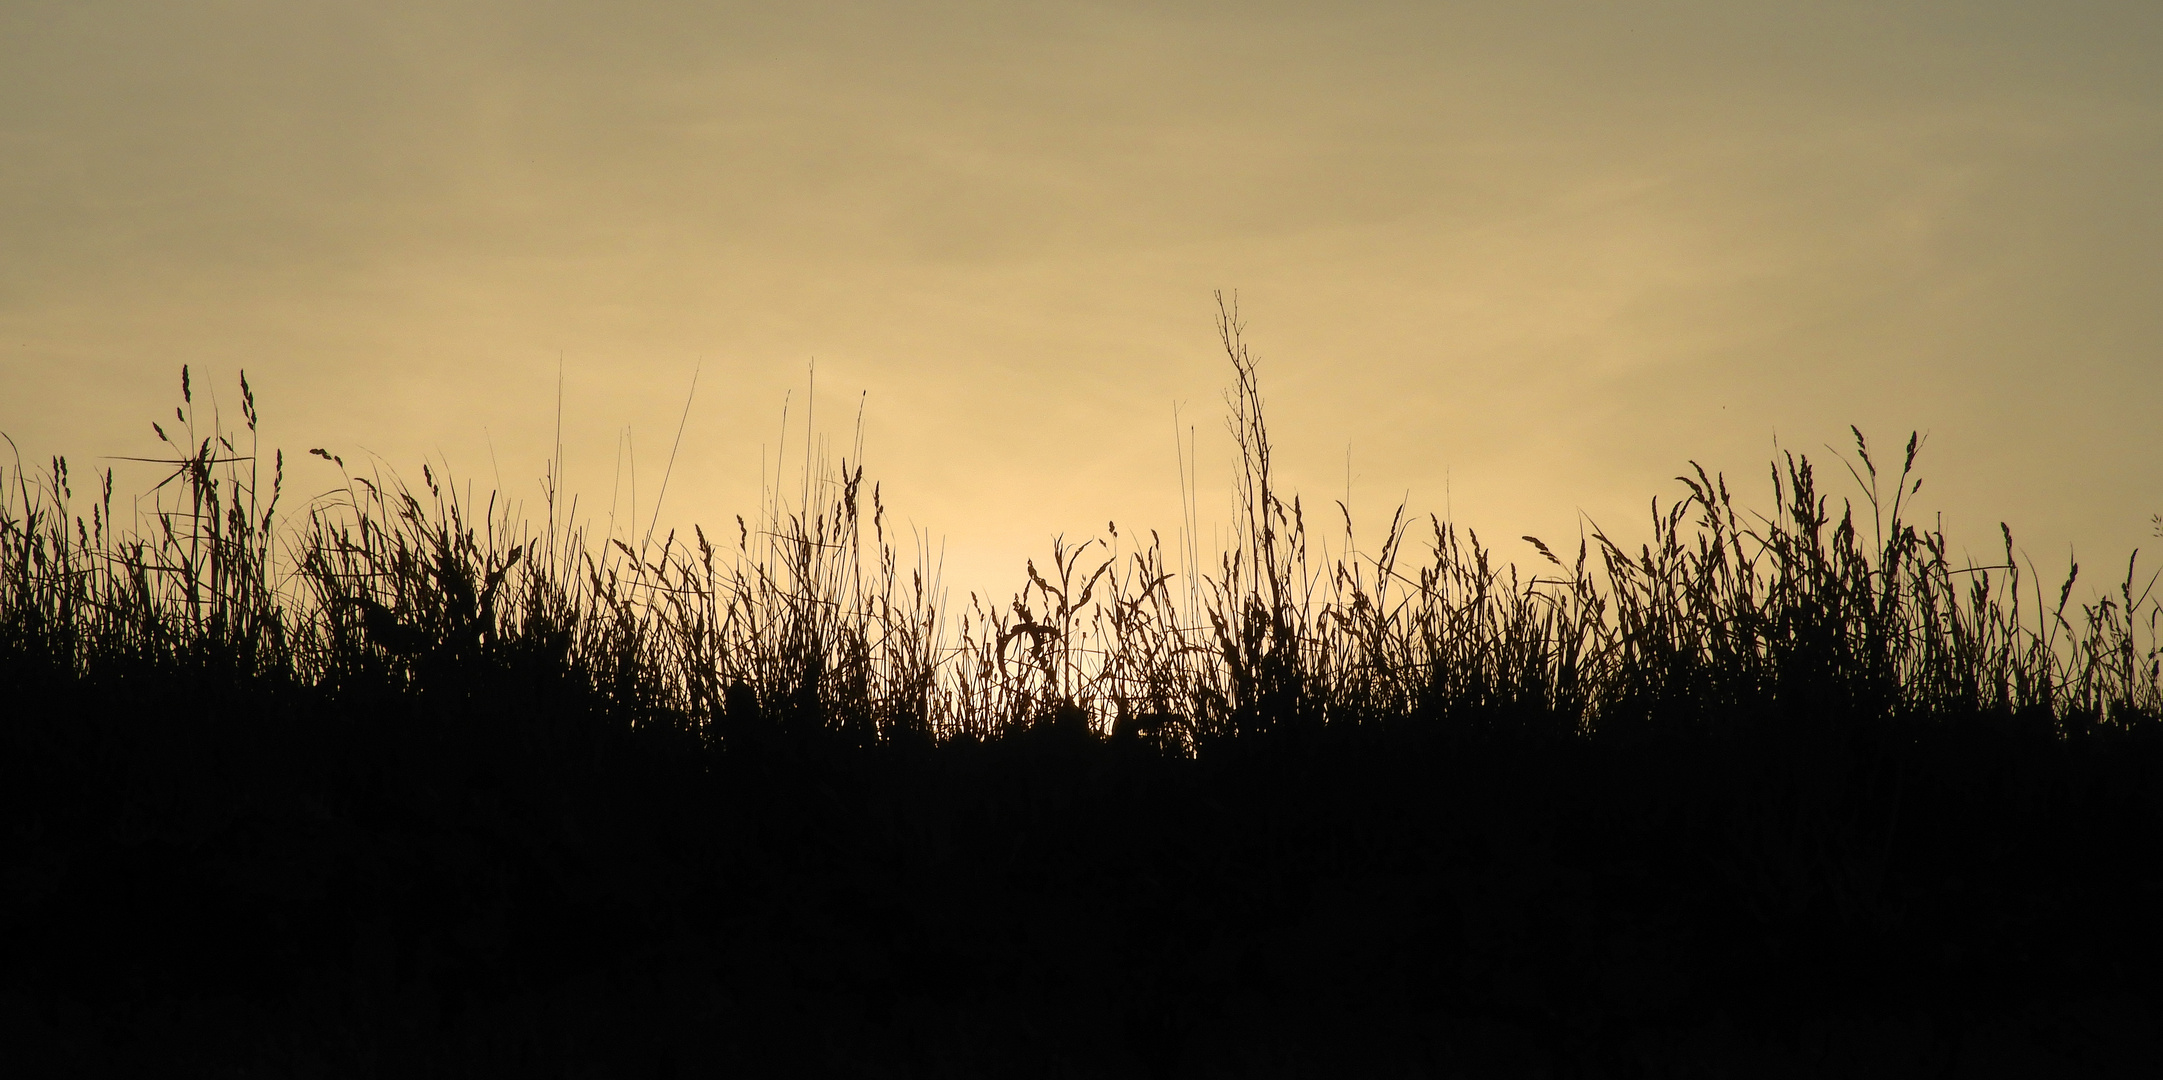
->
6, 322, 2163, 1076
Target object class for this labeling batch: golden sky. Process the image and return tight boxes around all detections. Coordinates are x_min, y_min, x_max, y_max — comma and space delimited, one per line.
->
4, 1, 2159, 606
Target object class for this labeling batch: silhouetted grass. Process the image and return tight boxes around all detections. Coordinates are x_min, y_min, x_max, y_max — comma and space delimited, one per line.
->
5, 304, 2161, 1075
10, 304, 2158, 753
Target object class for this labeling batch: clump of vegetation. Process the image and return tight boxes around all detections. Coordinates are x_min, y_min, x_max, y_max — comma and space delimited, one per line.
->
4, 302, 2160, 1075
7, 303, 2156, 749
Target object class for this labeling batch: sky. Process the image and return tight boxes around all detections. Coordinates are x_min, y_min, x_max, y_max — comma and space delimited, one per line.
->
3, 1, 2159, 610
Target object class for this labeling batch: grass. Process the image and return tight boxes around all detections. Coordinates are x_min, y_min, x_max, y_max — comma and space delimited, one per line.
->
4, 298, 2161, 1076
9, 301, 2153, 751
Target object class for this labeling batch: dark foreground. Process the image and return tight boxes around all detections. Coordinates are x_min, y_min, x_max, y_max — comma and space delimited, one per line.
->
9, 354, 2162, 1073
5, 687, 2159, 1079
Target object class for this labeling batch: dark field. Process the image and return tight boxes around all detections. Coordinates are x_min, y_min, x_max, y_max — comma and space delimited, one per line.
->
6, 323, 2160, 1076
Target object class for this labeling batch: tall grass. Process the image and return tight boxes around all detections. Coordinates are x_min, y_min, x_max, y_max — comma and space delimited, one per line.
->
5, 309, 2159, 754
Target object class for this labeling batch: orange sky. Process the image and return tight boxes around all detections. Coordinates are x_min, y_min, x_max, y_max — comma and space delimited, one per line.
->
4, 1, 2159, 608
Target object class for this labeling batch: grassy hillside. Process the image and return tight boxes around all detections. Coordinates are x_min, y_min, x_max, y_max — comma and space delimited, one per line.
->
5, 318, 2160, 1075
